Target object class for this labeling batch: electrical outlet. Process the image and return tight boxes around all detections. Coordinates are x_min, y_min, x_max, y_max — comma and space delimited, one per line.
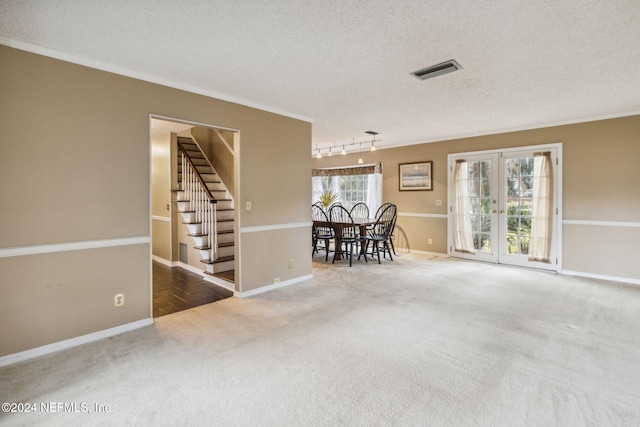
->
435, 199, 442, 206
273, 277, 280, 284
246, 201, 252, 211
428, 238, 433, 245
288, 259, 293, 269
114, 293, 124, 307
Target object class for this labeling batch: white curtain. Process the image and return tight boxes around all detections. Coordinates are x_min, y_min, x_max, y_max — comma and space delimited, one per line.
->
311, 176, 324, 205
366, 173, 382, 216
529, 152, 553, 263
452, 160, 475, 254
328, 176, 340, 200
311, 176, 340, 205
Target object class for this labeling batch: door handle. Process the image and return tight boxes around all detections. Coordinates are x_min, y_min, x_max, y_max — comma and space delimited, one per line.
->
492, 210, 497, 214
500, 210, 504, 213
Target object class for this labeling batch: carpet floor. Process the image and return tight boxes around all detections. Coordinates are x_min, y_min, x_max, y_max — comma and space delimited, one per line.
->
1, 253, 639, 426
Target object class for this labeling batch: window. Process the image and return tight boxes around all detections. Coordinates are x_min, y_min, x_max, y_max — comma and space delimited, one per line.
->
338, 175, 368, 211
312, 164, 382, 214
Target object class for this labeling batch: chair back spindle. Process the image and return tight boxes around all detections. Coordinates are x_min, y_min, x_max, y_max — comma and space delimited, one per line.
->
350, 202, 369, 220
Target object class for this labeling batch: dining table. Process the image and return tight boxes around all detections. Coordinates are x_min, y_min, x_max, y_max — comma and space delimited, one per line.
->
313, 218, 378, 261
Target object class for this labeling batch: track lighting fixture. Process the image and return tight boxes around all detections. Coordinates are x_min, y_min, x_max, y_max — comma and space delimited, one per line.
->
312, 131, 381, 158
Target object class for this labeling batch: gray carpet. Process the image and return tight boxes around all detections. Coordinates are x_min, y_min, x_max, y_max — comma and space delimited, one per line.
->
1, 253, 639, 426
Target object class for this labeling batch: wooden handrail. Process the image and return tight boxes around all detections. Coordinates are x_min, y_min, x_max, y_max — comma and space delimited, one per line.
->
177, 137, 217, 204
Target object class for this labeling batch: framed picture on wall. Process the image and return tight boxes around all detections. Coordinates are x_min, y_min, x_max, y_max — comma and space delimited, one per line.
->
399, 161, 433, 191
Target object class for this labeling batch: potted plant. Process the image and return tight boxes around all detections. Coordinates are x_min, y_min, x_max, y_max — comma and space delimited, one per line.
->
318, 190, 339, 210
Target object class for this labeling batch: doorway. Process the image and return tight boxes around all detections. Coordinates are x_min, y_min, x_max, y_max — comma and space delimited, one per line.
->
448, 144, 561, 271
150, 116, 238, 317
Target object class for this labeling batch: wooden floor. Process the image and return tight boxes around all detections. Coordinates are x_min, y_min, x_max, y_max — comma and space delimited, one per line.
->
153, 261, 234, 318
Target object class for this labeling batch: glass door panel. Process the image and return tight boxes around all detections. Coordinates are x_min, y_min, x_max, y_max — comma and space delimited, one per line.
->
503, 155, 534, 258
450, 153, 499, 263
499, 150, 557, 270
450, 147, 558, 271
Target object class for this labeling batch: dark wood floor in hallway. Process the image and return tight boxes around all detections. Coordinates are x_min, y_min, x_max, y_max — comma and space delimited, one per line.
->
153, 261, 234, 317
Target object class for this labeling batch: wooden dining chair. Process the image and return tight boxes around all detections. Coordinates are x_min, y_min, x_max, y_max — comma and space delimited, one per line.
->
363, 204, 397, 263
373, 202, 393, 220
329, 205, 367, 266
372, 203, 397, 255
312, 204, 334, 261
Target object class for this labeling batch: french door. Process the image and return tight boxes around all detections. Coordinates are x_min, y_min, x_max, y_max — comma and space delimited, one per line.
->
448, 145, 560, 271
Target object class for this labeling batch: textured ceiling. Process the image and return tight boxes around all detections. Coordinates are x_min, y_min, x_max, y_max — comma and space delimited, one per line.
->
1, 0, 639, 153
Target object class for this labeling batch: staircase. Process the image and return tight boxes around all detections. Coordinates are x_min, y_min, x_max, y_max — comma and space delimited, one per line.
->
175, 136, 235, 280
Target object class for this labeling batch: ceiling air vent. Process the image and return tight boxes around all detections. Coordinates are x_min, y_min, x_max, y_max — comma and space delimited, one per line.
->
411, 59, 462, 81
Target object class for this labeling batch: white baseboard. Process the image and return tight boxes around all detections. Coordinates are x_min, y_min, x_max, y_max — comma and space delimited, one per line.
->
200, 270, 236, 293
175, 261, 205, 275
561, 270, 640, 286
152, 255, 176, 267
237, 274, 313, 298
171, 261, 236, 293
0, 318, 153, 367
396, 248, 448, 258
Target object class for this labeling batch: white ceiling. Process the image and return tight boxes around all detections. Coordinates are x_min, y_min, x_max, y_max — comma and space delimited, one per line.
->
1, 0, 639, 153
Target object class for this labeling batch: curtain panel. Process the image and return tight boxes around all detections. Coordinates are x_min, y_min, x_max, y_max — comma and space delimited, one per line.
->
452, 160, 475, 254
312, 163, 382, 177
529, 151, 553, 263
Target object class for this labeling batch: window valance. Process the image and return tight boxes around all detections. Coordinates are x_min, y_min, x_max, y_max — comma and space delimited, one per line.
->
312, 163, 382, 177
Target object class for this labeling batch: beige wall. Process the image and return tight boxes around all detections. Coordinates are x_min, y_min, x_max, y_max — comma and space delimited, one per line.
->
313, 115, 640, 281
0, 245, 150, 356
238, 113, 313, 291
0, 45, 311, 357
240, 228, 312, 291
151, 134, 172, 261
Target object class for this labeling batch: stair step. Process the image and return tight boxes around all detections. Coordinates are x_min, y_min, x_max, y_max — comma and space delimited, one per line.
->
194, 165, 213, 172
200, 255, 234, 265
217, 209, 234, 221
217, 231, 234, 245
217, 220, 234, 232
193, 242, 234, 251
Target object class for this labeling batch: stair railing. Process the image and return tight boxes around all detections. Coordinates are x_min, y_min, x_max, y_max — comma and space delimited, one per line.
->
178, 142, 218, 262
